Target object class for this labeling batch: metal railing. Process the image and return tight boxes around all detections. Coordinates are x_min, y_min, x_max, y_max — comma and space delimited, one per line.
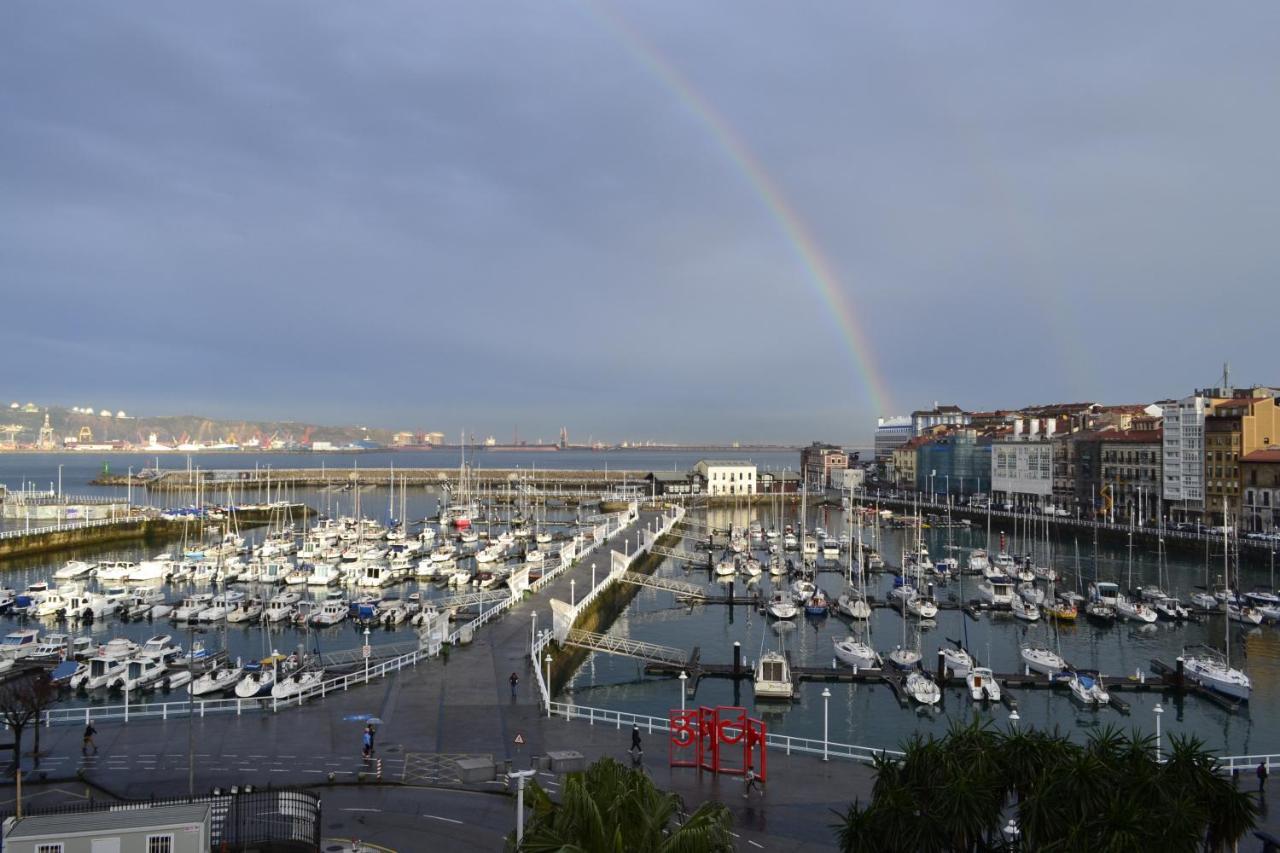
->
547, 701, 901, 765
0, 514, 146, 541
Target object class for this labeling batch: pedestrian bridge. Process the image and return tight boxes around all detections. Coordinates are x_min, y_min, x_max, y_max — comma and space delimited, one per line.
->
648, 545, 705, 563
563, 629, 694, 668
617, 571, 706, 600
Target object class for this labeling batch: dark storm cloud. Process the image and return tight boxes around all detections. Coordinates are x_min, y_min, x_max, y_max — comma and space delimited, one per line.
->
3, 1, 1278, 443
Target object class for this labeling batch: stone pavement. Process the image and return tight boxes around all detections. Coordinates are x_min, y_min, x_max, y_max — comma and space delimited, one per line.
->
5, 510, 875, 851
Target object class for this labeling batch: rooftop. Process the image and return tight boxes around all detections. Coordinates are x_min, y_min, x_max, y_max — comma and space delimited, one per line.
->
6, 804, 211, 839
1242, 448, 1280, 463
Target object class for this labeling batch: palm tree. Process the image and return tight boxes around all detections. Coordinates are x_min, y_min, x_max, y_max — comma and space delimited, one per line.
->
515, 757, 733, 852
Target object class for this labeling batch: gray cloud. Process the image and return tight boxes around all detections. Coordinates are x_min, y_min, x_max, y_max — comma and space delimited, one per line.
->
2, 1, 1278, 443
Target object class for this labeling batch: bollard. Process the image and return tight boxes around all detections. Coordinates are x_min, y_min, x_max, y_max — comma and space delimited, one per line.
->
733, 642, 742, 679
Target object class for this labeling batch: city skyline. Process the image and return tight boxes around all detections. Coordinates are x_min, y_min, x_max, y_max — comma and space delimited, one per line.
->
4, 4, 1279, 442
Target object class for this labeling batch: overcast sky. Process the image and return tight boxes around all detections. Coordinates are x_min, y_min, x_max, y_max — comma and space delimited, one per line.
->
3, 2, 1278, 444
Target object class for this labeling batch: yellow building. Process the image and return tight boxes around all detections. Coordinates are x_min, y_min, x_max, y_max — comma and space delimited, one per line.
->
1205, 395, 1280, 525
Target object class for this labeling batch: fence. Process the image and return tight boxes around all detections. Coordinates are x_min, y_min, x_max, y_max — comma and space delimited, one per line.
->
0, 786, 322, 852
0, 515, 145, 541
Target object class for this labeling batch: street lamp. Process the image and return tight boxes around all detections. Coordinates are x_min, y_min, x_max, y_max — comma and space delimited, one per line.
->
1009, 710, 1020, 731
1154, 703, 1164, 759
821, 687, 831, 761
510, 768, 537, 843
679, 671, 688, 712
544, 653, 553, 719
363, 626, 371, 683
570, 579, 576, 608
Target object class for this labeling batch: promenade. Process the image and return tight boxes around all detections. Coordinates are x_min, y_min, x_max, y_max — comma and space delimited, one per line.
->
1, 508, 872, 851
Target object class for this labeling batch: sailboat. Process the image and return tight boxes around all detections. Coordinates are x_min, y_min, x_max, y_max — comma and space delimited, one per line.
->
1181, 499, 1252, 701
905, 670, 941, 705
836, 524, 872, 619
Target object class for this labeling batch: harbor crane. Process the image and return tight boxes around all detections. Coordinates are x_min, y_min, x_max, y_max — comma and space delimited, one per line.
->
0, 425, 22, 448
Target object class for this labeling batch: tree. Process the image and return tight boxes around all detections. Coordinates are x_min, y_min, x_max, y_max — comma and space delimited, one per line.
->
0, 672, 56, 774
831, 719, 1259, 853
513, 757, 734, 852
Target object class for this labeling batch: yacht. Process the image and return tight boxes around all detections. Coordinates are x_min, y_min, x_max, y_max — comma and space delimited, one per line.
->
766, 591, 798, 620
804, 589, 830, 617
1180, 647, 1251, 701
306, 563, 343, 586
271, 668, 325, 700
0, 629, 41, 662
54, 560, 97, 580
1068, 671, 1110, 706
75, 656, 127, 690
966, 666, 1000, 702
310, 600, 348, 626
1010, 595, 1041, 622
977, 576, 1016, 607
836, 589, 871, 620
1020, 646, 1067, 677
832, 636, 880, 670
226, 597, 263, 623
139, 634, 181, 659
234, 661, 278, 698
1088, 581, 1120, 607
172, 594, 214, 623
127, 559, 168, 582
1245, 591, 1280, 622
1017, 583, 1045, 606
939, 647, 974, 678
1115, 596, 1158, 623
1227, 602, 1264, 625
94, 561, 136, 582
753, 651, 793, 700
905, 670, 941, 705
967, 550, 990, 574
191, 663, 241, 696
110, 656, 168, 692
1152, 595, 1189, 621
822, 541, 841, 560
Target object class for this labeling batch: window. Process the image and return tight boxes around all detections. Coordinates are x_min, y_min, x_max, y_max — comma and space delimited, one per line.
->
147, 836, 173, 853
37, 845, 64, 853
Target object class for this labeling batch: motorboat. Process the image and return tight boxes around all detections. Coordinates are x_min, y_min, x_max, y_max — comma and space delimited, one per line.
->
977, 576, 1015, 607
127, 559, 168, 582
262, 598, 297, 624
939, 647, 974, 678
1020, 646, 1067, 677
110, 656, 167, 692
97, 637, 139, 661
1088, 581, 1120, 607
832, 636, 880, 669
172, 594, 214, 623
804, 589, 830, 617
967, 666, 1000, 702
753, 651, 793, 700
822, 541, 841, 560
766, 591, 798, 620
226, 598, 263, 623
74, 656, 127, 690
524, 549, 545, 565
905, 670, 941, 705
475, 543, 505, 564
1180, 648, 1251, 701
310, 600, 348, 626
967, 550, 990, 574
355, 562, 396, 588
54, 560, 97, 580
1085, 601, 1116, 624
1152, 595, 1189, 621
139, 634, 181, 659
307, 563, 343, 586
431, 545, 457, 563
1245, 591, 1280, 622
1190, 591, 1219, 611
1068, 671, 1110, 706
1017, 583, 1045, 606
94, 561, 136, 582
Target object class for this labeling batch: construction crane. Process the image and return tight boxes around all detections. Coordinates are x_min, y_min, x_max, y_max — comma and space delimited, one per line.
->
0, 425, 22, 449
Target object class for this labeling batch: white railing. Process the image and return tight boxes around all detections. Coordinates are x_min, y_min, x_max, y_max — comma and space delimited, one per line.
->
0, 515, 145, 541
1219, 753, 1280, 774
547, 701, 901, 765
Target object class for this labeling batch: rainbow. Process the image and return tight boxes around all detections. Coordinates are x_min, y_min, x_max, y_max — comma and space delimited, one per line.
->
581, 1, 893, 415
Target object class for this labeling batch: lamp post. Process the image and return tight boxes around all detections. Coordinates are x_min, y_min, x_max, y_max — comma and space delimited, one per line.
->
1154, 703, 1164, 759
1009, 710, 1020, 731
363, 626, 371, 684
821, 687, 831, 761
678, 670, 688, 712
510, 768, 537, 844
570, 579, 576, 608
544, 653, 552, 718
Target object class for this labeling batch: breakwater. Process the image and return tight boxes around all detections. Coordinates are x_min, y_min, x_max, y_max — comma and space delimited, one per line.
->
0, 504, 312, 561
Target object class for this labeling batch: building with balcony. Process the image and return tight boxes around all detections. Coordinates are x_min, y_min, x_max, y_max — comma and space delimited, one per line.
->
910, 405, 970, 437
990, 418, 1055, 511
1205, 395, 1280, 525
1100, 429, 1164, 526
1242, 447, 1280, 533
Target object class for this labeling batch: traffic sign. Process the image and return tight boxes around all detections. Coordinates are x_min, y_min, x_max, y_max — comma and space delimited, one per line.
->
362, 645, 372, 659
514, 732, 525, 746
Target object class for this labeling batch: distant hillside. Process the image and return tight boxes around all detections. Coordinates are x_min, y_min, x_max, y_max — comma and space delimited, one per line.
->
0, 403, 396, 448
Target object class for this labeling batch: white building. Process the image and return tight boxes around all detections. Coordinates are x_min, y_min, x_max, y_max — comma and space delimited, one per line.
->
694, 460, 757, 496
835, 468, 866, 491
911, 404, 970, 437
991, 418, 1055, 510
1163, 394, 1211, 521
875, 416, 912, 461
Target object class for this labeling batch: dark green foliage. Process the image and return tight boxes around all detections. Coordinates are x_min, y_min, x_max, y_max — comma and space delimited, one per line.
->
831, 718, 1258, 852
513, 757, 734, 852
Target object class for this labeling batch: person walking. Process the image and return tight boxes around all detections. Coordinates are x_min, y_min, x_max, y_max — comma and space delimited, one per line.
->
1258, 761, 1269, 794
82, 721, 98, 756
629, 725, 643, 761
743, 768, 764, 799
509, 671, 519, 699
362, 726, 374, 760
